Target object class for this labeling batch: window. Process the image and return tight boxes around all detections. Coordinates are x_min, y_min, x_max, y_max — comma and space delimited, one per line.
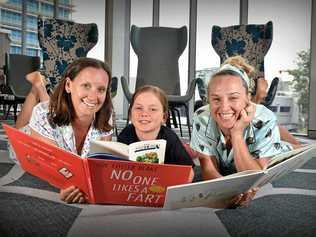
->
1, 9, 22, 26
129, 0, 153, 91
72, 0, 104, 60
5, 0, 22, 9
41, 2, 54, 17
26, 32, 37, 46
26, 15, 37, 29
196, 0, 238, 100
160, 0, 189, 95
280, 106, 291, 113
269, 106, 278, 113
249, 0, 311, 133
10, 29, 21, 43
59, 0, 71, 5
10, 46, 21, 54
27, 0, 38, 13
58, 7, 70, 19
26, 48, 38, 56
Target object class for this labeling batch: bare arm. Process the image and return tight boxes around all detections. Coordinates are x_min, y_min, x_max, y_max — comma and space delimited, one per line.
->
230, 102, 269, 171
231, 133, 270, 171
198, 152, 222, 180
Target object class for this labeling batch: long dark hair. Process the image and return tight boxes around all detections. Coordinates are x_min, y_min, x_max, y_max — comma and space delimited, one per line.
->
48, 57, 113, 132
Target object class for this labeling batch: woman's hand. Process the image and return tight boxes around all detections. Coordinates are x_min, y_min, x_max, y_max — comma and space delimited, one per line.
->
229, 188, 259, 208
60, 185, 85, 204
231, 102, 256, 136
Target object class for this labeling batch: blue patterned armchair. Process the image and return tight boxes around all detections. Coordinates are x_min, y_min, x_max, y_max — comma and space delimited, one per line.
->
211, 21, 279, 106
37, 17, 98, 89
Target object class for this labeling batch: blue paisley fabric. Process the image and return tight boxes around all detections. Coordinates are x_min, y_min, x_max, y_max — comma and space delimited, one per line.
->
37, 17, 98, 89
211, 21, 273, 80
196, 21, 273, 102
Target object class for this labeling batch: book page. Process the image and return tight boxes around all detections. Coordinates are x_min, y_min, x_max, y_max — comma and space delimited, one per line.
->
254, 144, 316, 188
267, 143, 316, 169
128, 139, 166, 164
164, 171, 264, 209
89, 140, 129, 159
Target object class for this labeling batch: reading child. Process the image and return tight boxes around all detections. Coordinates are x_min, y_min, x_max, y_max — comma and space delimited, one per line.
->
190, 56, 294, 207
9, 58, 113, 204
117, 85, 195, 179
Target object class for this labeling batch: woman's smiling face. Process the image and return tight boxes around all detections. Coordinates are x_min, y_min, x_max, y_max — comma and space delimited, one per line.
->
208, 74, 249, 133
65, 67, 109, 120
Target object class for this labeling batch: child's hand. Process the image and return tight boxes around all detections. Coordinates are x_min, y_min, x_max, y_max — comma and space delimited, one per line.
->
231, 102, 256, 136
60, 185, 85, 204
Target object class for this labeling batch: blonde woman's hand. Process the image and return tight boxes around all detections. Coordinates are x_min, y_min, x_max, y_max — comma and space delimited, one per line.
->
229, 188, 259, 208
231, 101, 256, 136
60, 185, 85, 204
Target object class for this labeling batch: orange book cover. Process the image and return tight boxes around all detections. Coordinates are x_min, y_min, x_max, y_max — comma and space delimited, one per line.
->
3, 124, 192, 207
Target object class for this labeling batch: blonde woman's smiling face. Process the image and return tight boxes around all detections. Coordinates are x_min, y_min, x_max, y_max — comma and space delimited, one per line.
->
208, 75, 249, 133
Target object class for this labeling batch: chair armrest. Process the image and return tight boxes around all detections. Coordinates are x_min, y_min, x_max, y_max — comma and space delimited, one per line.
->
110, 77, 118, 98
120, 76, 133, 103
168, 78, 198, 103
262, 77, 279, 106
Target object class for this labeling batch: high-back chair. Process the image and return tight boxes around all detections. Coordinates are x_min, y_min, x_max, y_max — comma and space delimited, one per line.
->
211, 21, 279, 106
121, 25, 197, 138
2, 53, 40, 120
37, 17, 98, 89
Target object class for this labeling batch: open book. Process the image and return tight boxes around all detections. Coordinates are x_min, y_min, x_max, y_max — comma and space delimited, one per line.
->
163, 143, 316, 209
3, 124, 191, 207
89, 139, 166, 164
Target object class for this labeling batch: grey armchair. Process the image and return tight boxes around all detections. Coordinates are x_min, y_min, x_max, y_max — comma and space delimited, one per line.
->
121, 25, 197, 138
2, 53, 40, 120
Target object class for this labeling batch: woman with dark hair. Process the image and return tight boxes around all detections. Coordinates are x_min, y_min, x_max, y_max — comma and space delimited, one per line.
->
10, 57, 113, 203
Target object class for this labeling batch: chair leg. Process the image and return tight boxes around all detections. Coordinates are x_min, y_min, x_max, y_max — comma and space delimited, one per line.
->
13, 103, 18, 122
170, 109, 178, 128
166, 110, 172, 128
173, 107, 183, 137
183, 103, 191, 139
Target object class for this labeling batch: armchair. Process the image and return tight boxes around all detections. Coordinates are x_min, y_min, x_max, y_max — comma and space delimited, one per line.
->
211, 21, 279, 107
121, 25, 197, 138
1, 53, 40, 120
37, 17, 98, 89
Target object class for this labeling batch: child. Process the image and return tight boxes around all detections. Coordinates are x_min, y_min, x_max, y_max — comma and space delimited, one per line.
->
117, 85, 195, 180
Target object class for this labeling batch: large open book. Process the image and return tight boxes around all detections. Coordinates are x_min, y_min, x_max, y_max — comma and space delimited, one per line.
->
3, 124, 191, 207
163, 142, 316, 209
89, 139, 166, 164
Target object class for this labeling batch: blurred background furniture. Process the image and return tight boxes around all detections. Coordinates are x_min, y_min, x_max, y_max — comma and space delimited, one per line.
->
121, 25, 197, 138
37, 16, 99, 89
1, 53, 40, 121
211, 21, 279, 107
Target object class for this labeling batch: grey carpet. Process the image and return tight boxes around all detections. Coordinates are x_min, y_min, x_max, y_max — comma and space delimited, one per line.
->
216, 194, 316, 237
7, 172, 59, 193
0, 192, 82, 237
0, 163, 13, 177
272, 171, 316, 190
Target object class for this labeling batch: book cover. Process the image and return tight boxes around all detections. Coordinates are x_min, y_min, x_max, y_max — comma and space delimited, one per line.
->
164, 143, 316, 209
3, 124, 191, 207
89, 139, 167, 164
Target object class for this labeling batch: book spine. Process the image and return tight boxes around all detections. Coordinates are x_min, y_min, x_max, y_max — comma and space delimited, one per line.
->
83, 159, 96, 204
